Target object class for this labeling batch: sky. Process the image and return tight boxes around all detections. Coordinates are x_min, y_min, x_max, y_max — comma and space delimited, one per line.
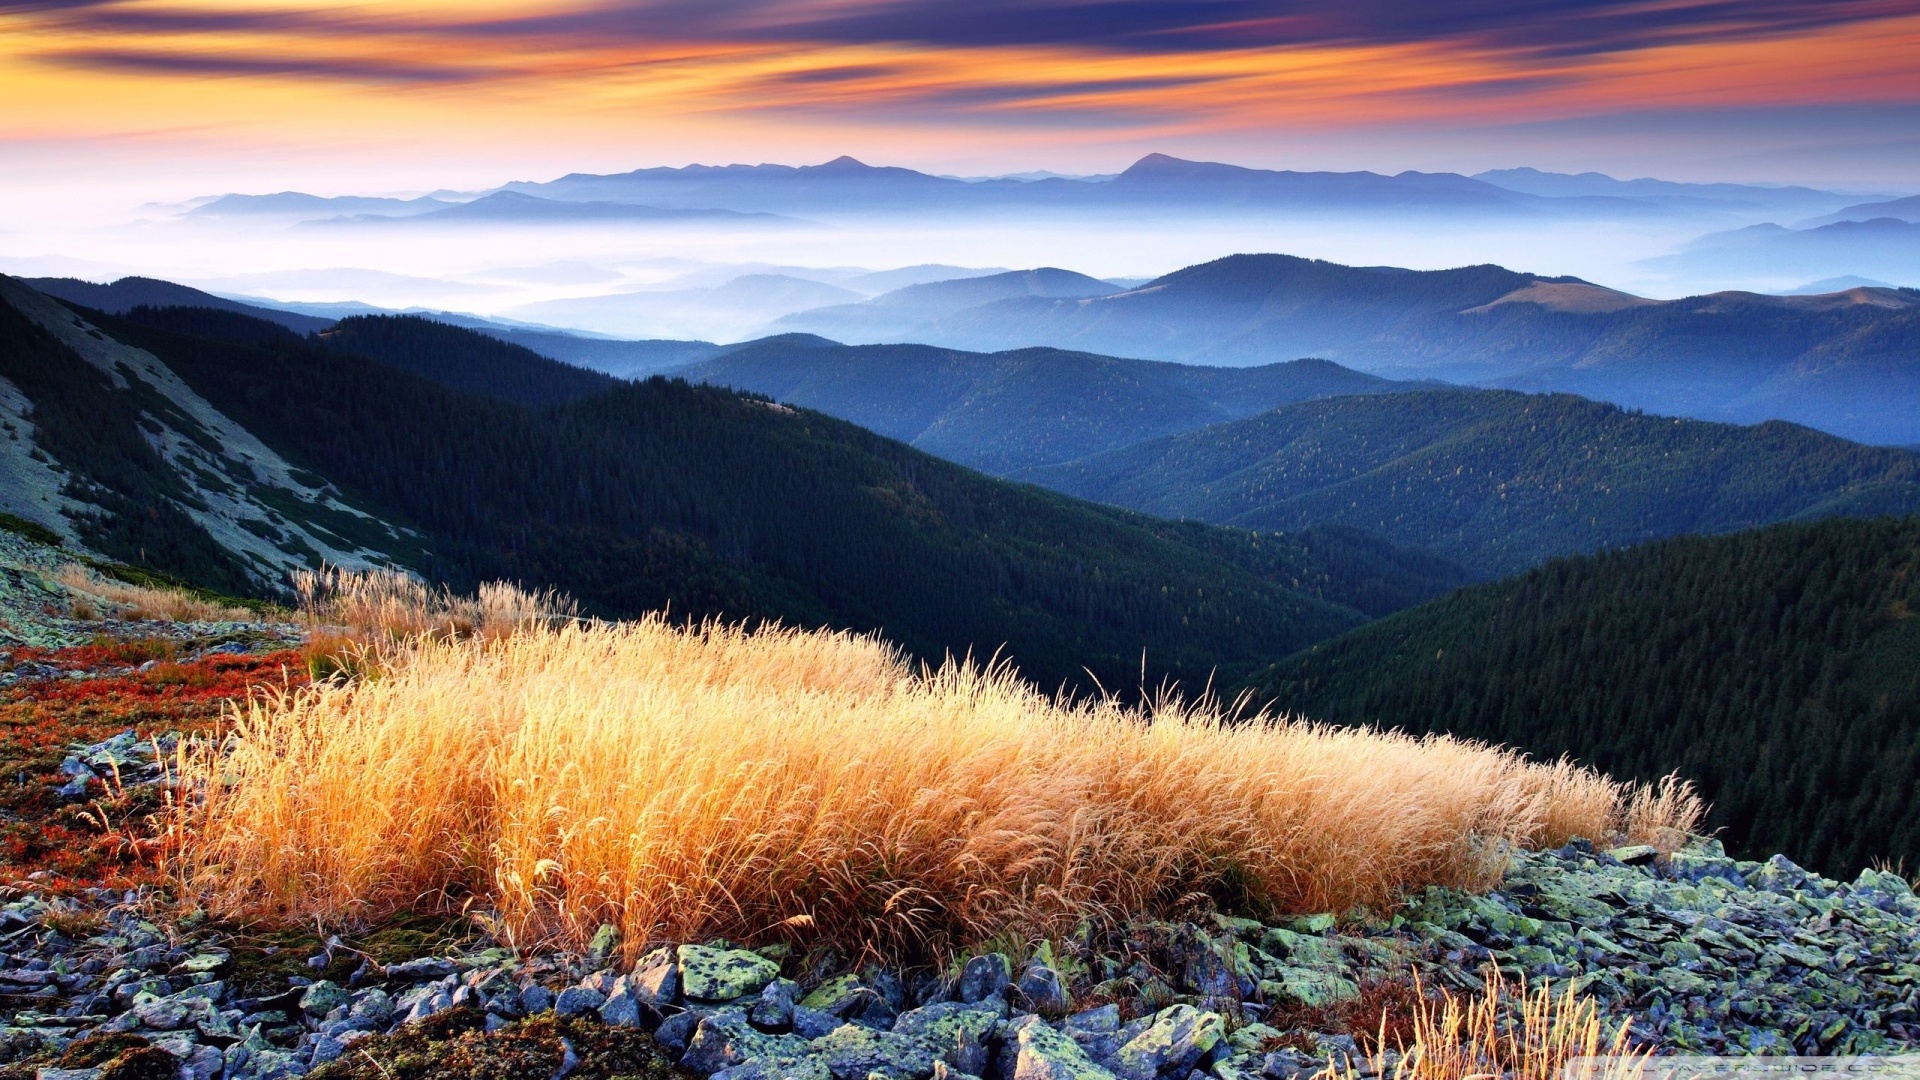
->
3, 0, 1920, 203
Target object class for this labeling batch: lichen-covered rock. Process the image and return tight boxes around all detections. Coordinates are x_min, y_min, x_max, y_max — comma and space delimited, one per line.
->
681, 1008, 811, 1074
892, 1001, 1005, 1047
810, 1022, 938, 1080
1258, 967, 1358, 1009
1100, 1005, 1223, 1080
680, 947, 781, 1004
1005, 1015, 1118, 1080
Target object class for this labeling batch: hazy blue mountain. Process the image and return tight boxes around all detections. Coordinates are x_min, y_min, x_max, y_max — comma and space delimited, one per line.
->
22, 276, 334, 334
319, 190, 799, 226
770, 268, 1118, 342
190, 192, 455, 218
678, 336, 1409, 473
1787, 276, 1896, 294
849, 254, 1557, 363
1642, 218, 1920, 286
813, 252, 1920, 444
512, 274, 866, 340
1474, 168, 1859, 214
1019, 388, 1920, 576
1801, 194, 1920, 227
491, 154, 1655, 219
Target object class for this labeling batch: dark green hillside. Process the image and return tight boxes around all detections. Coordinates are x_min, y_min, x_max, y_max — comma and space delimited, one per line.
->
90, 306, 1463, 693
683, 337, 1404, 473
0, 297, 255, 591
317, 315, 620, 407
1023, 389, 1920, 576
1247, 516, 1920, 878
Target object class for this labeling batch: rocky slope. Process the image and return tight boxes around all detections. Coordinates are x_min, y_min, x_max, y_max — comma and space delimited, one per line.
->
0, 831, 1914, 1079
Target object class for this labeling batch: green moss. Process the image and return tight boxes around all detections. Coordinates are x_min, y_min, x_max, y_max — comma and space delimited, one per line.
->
0, 512, 61, 547
309, 1009, 688, 1080
57, 1032, 154, 1067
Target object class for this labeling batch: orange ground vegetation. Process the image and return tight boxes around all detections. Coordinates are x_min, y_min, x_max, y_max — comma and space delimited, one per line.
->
0, 644, 305, 890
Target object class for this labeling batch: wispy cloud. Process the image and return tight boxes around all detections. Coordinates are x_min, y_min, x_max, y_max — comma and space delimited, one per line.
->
46, 47, 491, 83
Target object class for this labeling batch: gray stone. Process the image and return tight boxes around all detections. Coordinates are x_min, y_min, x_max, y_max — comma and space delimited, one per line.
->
1005, 1015, 1119, 1080
682, 1009, 813, 1075
633, 947, 682, 1007
520, 983, 555, 1015
554, 986, 605, 1017
656, 1010, 703, 1055
601, 975, 647, 1028
1102, 1005, 1224, 1080
892, 1001, 1005, 1047
1017, 961, 1071, 1012
794, 1005, 844, 1039
957, 955, 1010, 1005
751, 978, 799, 1032
1063, 1005, 1120, 1040
386, 957, 461, 981
811, 1023, 938, 1080
681, 945, 781, 1003
712, 1057, 833, 1080
347, 988, 394, 1030
300, 980, 351, 1018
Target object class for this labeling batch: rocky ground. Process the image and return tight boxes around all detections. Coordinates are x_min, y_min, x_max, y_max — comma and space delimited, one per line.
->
0, 836, 1917, 1080
0, 522, 1917, 1080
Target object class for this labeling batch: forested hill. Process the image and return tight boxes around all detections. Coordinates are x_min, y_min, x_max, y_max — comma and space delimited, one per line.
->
82, 303, 1469, 693
678, 337, 1406, 473
1247, 516, 1920, 877
317, 315, 620, 407
1021, 389, 1920, 577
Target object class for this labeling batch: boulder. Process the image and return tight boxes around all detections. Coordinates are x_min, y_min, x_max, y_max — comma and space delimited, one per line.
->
1100, 1005, 1223, 1080
811, 1022, 938, 1080
682, 1009, 815, 1075
1005, 1015, 1119, 1080
681, 945, 782, 1003
633, 947, 681, 1007
957, 955, 1010, 1005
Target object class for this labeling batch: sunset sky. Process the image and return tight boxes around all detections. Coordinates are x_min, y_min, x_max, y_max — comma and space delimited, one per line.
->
3, 0, 1918, 199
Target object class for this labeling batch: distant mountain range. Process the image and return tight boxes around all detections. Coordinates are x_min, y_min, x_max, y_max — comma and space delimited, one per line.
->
1017, 389, 1920, 577
1642, 218, 1920, 288
676, 337, 1407, 474
1471, 168, 1862, 214
1249, 515, 1920, 877
1800, 194, 1920, 227
767, 253, 1920, 445
313, 191, 800, 228
179, 156, 1881, 228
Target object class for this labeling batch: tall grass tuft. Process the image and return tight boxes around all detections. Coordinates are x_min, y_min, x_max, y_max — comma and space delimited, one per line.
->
1324, 967, 1648, 1080
292, 566, 577, 642
167, 618, 1701, 960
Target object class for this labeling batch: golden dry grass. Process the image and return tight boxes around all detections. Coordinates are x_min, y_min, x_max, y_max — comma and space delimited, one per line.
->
166, 617, 1701, 961
1327, 967, 1647, 1080
292, 565, 577, 643
55, 564, 256, 623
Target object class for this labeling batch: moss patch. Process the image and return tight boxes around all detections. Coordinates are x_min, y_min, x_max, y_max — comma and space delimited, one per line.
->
309, 1009, 689, 1080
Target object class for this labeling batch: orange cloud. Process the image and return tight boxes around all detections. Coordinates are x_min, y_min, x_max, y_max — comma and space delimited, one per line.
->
2, 0, 1916, 164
